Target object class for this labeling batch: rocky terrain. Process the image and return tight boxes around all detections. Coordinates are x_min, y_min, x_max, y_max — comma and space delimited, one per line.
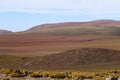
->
17, 48, 120, 70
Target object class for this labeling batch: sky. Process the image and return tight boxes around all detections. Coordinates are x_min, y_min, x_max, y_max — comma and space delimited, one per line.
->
0, 0, 120, 32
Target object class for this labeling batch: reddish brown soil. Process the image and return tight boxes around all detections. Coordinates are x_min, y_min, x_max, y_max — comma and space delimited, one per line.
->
0, 34, 120, 56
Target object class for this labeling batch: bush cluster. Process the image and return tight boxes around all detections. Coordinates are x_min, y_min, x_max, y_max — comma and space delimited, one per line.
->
2, 78, 10, 80
1, 68, 120, 80
10, 69, 28, 78
42, 71, 50, 77
0, 68, 13, 74
30, 72, 42, 78
49, 72, 66, 79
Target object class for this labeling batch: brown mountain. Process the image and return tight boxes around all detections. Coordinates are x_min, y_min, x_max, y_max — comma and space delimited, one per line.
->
22, 20, 120, 36
18, 48, 120, 70
29, 20, 120, 30
0, 30, 13, 35
28, 20, 120, 30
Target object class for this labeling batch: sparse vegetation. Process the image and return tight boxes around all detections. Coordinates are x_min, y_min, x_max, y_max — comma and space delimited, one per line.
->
1, 68, 120, 80
42, 71, 50, 77
10, 72, 25, 77
2, 78, 10, 80
30, 72, 42, 78
65, 77, 71, 80
0, 68, 13, 74
10, 69, 27, 78
0, 20, 120, 80
49, 72, 66, 79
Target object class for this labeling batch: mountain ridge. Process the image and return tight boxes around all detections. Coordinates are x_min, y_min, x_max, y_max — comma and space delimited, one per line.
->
1, 20, 120, 36
19, 20, 120, 36
28, 20, 120, 31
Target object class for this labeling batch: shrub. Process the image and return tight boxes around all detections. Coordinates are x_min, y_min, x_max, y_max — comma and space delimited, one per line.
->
30, 72, 42, 78
72, 72, 88, 79
0, 68, 13, 74
93, 76, 106, 80
65, 77, 71, 80
21, 69, 29, 74
10, 73, 25, 77
49, 72, 66, 79
3, 78, 10, 80
42, 71, 50, 77
86, 75, 93, 79
19, 69, 29, 76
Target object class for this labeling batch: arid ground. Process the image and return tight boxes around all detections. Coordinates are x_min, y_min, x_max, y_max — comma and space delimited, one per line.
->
0, 34, 120, 56
0, 20, 120, 70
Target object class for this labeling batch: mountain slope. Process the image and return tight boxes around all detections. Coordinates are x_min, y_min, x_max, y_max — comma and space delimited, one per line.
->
23, 26, 120, 36
0, 30, 12, 35
22, 20, 120, 36
28, 20, 120, 30
18, 48, 120, 70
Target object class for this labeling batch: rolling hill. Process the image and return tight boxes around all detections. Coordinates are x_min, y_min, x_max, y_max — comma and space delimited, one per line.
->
21, 20, 120, 36
0, 20, 120, 71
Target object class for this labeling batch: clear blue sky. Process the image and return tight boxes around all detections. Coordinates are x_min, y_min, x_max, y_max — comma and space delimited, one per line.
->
0, 0, 120, 32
